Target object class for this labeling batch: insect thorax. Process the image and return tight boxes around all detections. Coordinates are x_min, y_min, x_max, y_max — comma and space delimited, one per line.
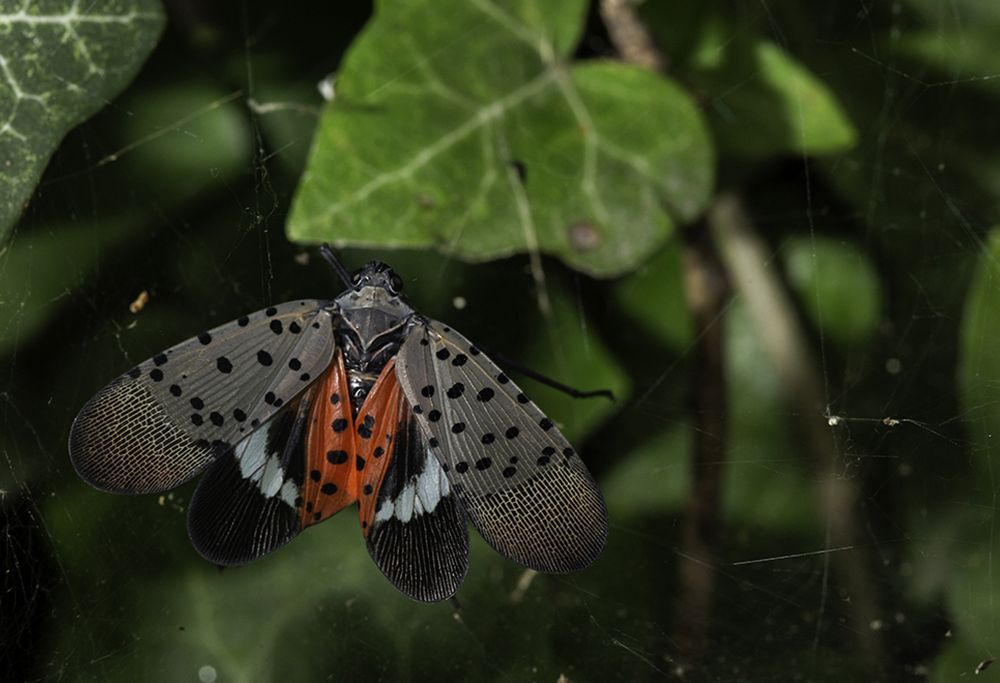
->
333, 286, 415, 414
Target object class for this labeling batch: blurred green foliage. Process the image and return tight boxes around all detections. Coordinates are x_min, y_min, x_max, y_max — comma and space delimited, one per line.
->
782, 236, 882, 348
3, 0, 1000, 680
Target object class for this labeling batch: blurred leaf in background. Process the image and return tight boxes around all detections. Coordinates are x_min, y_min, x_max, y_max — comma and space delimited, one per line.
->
638, 1, 857, 158
782, 235, 882, 349
949, 227, 1000, 679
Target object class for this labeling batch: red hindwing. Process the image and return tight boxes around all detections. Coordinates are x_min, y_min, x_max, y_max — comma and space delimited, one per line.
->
353, 359, 404, 536
301, 350, 358, 527
301, 353, 404, 533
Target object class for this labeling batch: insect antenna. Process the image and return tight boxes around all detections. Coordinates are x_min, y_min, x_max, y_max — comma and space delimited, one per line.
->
319, 243, 353, 289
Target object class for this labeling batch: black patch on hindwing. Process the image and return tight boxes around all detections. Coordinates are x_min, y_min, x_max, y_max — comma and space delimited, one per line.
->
186, 397, 309, 565
366, 411, 469, 602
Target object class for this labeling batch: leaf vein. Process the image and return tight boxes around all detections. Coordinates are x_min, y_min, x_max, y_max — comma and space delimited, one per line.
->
309, 70, 557, 225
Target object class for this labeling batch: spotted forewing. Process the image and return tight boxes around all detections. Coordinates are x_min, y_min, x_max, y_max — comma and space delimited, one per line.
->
396, 320, 608, 573
69, 301, 334, 494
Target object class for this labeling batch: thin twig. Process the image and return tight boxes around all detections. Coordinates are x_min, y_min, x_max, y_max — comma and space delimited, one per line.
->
599, 0, 726, 666
598, 0, 667, 71
673, 225, 729, 661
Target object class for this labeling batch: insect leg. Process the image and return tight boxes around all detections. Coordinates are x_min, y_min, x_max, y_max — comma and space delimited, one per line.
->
482, 348, 615, 401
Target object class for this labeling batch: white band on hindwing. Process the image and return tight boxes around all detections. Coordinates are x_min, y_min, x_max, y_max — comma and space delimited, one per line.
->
234, 428, 299, 508
374, 449, 451, 524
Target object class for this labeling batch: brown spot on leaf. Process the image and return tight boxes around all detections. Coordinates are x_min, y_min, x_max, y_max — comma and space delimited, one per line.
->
568, 222, 601, 252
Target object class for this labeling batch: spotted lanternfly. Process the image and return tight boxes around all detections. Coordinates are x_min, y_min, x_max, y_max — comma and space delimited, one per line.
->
68, 247, 608, 602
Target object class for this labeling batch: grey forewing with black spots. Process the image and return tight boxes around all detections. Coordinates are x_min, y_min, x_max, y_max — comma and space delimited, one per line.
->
395, 319, 609, 574
69, 300, 336, 495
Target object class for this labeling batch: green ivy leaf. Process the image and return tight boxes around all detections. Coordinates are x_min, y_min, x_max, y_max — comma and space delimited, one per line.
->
288, 0, 713, 277
782, 236, 882, 347
0, 0, 164, 239
701, 40, 858, 157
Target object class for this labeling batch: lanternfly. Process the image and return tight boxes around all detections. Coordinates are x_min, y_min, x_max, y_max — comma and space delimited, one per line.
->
68, 247, 609, 602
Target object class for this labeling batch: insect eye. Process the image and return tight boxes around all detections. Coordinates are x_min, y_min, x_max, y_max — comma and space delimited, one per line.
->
390, 274, 404, 293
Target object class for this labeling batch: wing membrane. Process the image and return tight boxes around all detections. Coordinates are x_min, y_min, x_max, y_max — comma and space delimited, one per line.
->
361, 361, 469, 601
395, 320, 607, 573
355, 359, 403, 534
300, 350, 359, 527
69, 300, 335, 494
186, 390, 313, 565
